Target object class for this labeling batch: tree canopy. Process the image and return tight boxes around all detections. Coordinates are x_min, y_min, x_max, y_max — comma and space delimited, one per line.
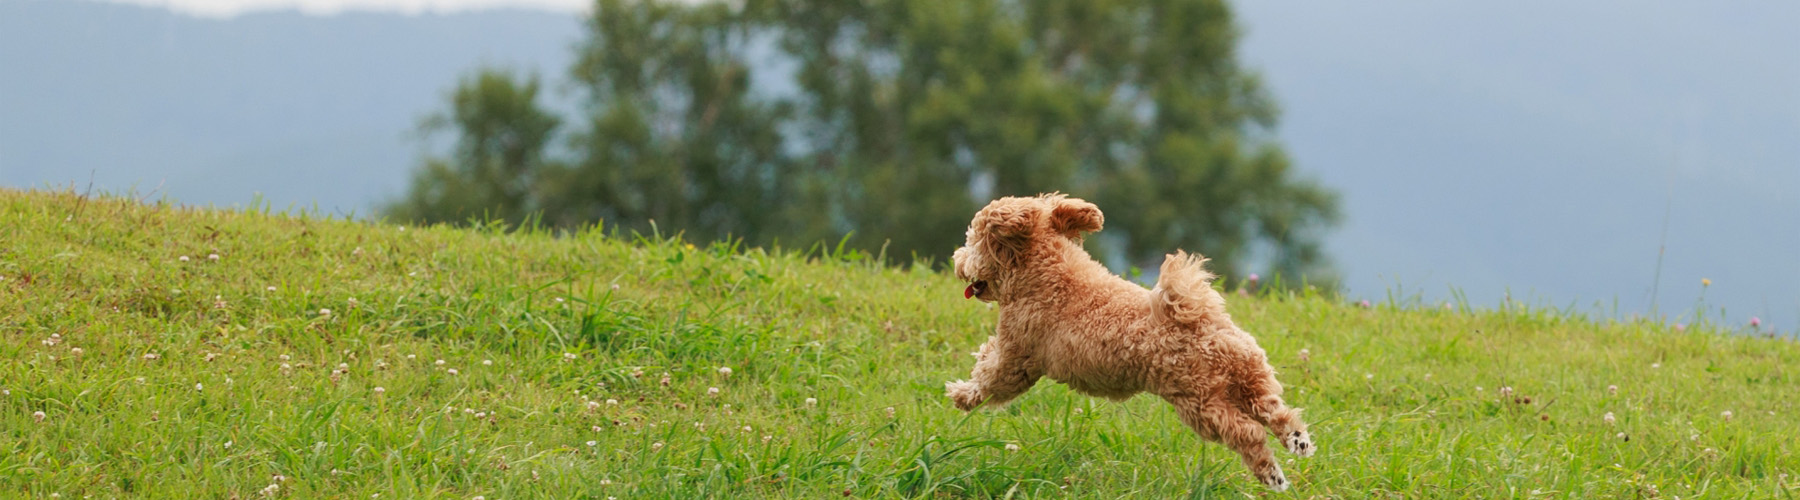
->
386, 0, 1340, 283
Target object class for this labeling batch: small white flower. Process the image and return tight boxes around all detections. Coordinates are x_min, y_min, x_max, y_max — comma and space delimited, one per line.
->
652, 442, 664, 450
280, 363, 292, 371
1721, 410, 1733, 421
446, 368, 459, 376
586, 441, 597, 447
1298, 348, 1311, 362
224, 440, 233, 448
708, 387, 720, 396
1607, 385, 1618, 395
32, 411, 46, 422
1005, 443, 1021, 451
279, 354, 290, 361
885, 407, 896, 419
482, 359, 493, 366
319, 308, 332, 316
1652, 362, 1661, 369
605, 399, 618, 405
373, 387, 386, 395
1499, 386, 1513, 398
143, 353, 160, 360
555, 297, 565, 303
1603, 412, 1616, 425
266, 286, 278, 291
475, 412, 487, 418
599, 479, 613, 486
70, 347, 83, 356
435, 359, 446, 366
804, 397, 818, 406
179, 255, 190, 262
718, 366, 733, 377
195, 383, 204, 391
338, 363, 350, 370
1364, 373, 1373, 380
563, 352, 578, 360
587, 401, 601, 410
762, 435, 773, 443
208, 253, 220, 261
742, 426, 753, 432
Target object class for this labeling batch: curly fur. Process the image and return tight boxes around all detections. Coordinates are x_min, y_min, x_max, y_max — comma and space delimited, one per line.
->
945, 194, 1314, 491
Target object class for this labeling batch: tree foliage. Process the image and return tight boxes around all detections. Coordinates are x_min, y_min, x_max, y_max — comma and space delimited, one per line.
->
387, 0, 1340, 282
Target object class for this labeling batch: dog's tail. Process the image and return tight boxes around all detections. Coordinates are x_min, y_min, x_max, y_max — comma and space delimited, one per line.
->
1152, 250, 1227, 326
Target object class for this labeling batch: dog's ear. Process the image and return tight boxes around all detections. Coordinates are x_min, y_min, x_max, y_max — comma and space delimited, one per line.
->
1050, 197, 1103, 239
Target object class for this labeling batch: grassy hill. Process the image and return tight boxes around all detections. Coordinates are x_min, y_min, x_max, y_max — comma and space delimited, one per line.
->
2, 189, 1796, 498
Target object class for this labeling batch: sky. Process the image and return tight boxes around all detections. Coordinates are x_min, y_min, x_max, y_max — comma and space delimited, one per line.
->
9, 0, 1797, 333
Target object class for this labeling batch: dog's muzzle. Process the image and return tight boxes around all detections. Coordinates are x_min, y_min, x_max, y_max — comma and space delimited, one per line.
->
964, 280, 988, 299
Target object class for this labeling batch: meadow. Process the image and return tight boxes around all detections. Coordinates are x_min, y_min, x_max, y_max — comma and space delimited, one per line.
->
2, 189, 1796, 498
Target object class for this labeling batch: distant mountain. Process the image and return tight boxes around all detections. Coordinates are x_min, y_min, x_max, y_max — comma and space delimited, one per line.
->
0, 0, 581, 215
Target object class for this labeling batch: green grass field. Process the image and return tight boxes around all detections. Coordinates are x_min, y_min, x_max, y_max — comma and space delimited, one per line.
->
3, 189, 1796, 499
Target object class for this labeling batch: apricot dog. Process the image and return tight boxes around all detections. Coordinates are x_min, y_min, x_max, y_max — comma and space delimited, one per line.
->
945, 194, 1314, 491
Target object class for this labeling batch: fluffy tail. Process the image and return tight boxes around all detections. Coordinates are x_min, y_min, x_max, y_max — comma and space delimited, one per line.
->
1153, 250, 1227, 326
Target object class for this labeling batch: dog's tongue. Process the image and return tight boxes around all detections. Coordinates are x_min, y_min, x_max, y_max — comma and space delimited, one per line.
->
964, 283, 978, 299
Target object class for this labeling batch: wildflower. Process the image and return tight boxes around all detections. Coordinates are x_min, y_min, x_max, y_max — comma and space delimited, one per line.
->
742, 426, 753, 432
373, 387, 386, 395
1005, 443, 1021, 451
435, 359, 446, 366
587, 401, 601, 410
1616, 432, 1628, 441
475, 412, 487, 418
214, 295, 228, 309
592, 425, 604, 432
1603, 412, 1616, 425
1499, 386, 1513, 398
1702, 278, 1711, 287
446, 368, 459, 376
482, 359, 492, 366
563, 352, 578, 360
179, 255, 190, 262
70, 347, 83, 356
708, 387, 720, 396
1675, 323, 1687, 332
1298, 348, 1310, 362
1247, 273, 1260, 282
280, 363, 292, 371
1652, 362, 1661, 369
586, 441, 597, 447
605, 399, 619, 405
804, 397, 818, 406
347, 297, 359, 308
1750, 317, 1762, 328
319, 308, 332, 317
143, 353, 160, 360
195, 383, 204, 391
885, 407, 896, 419
266, 286, 277, 292
718, 366, 733, 377
280, 354, 290, 361
260, 483, 280, 497
660, 373, 672, 387
204, 352, 218, 362
1358, 299, 1372, 308
1721, 410, 1733, 421
1607, 385, 1618, 395
32, 411, 46, 422
338, 363, 350, 370
652, 442, 664, 450
224, 440, 233, 448
208, 253, 220, 261
763, 435, 773, 443
1364, 373, 1373, 380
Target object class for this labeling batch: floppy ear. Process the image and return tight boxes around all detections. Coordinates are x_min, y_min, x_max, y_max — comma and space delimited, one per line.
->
1050, 197, 1103, 239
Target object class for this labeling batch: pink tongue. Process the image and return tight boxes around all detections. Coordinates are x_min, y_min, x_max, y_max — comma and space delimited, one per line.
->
964, 283, 978, 299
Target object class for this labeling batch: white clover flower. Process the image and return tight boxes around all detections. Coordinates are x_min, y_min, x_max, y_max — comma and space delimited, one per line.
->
279, 354, 290, 361
742, 426, 753, 432
266, 286, 277, 292
224, 440, 233, 448
1499, 386, 1514, 398
605, 399, 619, 405
652, 442, 664, 450
435, 359, 445, 366
563, 352, 578, 360
319, 308, 332, 317
1652, 362, 1661, 369
482, 359, 492, 366
446, 368, 459, 376
1721, 410, 1733, 421
707, 387, 720, 396
718, 366, 733, 377
1005, 443, 1021, 451
373, 387, 386, 395
1603, 412, 1615, 425
33, 411, 46, 422
885, 407, 896, 419
1298, 348, 1311, 362
70, 347, 83, 356
208, 253, 220, 261
475, 412, 487, 418
586, 441, 597, 447
762, 435, 773, 443
1607, 385, 1618, 395
179, 255, 191, 262
599, 479, 613, 486
338, 363, 350, 370
143, 353, 160, 360
587, 401, 601, 410
804, 397, 818, 406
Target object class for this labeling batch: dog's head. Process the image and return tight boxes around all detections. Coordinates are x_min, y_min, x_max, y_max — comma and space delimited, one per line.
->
953, 193, 1103, 302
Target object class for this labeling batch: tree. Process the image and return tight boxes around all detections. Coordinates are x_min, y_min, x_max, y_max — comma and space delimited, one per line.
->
388, 0, 1339, 283
384, 69, 560, 227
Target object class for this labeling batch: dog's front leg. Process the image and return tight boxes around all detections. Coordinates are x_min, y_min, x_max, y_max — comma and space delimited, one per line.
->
945, 336, 1039, 410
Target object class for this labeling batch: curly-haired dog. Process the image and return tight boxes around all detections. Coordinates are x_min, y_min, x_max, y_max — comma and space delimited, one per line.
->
944, 194, 1314, 491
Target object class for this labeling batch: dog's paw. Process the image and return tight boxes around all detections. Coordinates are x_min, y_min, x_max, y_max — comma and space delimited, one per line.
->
944, 380, 983, 411
1257, 463, 1290, 492
1282, 429, 1315, 458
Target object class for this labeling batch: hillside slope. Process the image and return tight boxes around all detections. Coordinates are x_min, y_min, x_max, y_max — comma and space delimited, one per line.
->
2, 189, 1796, 498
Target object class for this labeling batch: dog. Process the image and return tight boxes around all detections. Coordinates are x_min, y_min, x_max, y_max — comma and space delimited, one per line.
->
944, 193, 1314, 491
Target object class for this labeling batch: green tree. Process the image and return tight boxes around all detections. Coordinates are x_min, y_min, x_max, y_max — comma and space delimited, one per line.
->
389, 0, 1339, 283
385, 69, 560, 226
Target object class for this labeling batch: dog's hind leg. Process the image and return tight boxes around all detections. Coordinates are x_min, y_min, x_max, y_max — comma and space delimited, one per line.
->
1243, 381, 1314, 458
945, 336, 1041, 411
1170, 397, 1288, 491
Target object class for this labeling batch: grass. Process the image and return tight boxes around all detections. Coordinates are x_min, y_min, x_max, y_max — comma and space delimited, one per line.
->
2, 188, 1797, 499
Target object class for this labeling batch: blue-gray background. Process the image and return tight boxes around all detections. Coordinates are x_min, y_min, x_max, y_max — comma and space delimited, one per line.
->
3, 0, 1794, 331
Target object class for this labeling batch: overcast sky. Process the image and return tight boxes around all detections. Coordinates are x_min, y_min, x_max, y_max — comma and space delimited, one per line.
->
100, 0, 587, 17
